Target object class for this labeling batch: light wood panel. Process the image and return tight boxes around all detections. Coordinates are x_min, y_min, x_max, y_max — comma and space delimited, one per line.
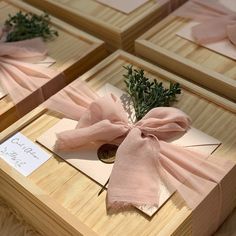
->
0, 0, 107, 131
0, 51, 236, 236
23, 0, 172, 52
135, 14, 236, 102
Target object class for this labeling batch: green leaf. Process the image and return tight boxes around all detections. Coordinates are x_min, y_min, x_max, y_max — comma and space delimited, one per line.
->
123, 65, 181, 121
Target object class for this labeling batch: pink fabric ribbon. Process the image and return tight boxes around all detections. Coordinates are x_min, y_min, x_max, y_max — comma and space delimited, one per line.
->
0, 29, 56, 104
174, 0, 236, 45
45, 81, 234, 213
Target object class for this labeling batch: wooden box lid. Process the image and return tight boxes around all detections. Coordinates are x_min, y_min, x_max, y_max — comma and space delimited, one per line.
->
0, 51, 236, 236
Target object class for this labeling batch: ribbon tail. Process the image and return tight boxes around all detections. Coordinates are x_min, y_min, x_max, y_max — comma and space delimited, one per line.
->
44, 80, 100, 121
3, 57, 55, 78
0, 63, 32, 103
0, 58, 56, 104
159, 141, 234, 209
192, 19, 229, 45
0, 37, 59, 104
0, 38, 47, 59
190, 0, 235, 16
107, 128, 163, 211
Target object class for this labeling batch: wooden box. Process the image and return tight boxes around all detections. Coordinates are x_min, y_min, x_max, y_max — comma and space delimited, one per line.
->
23, 0, 171, 52
0, 0, 107, 132
135, 8, 236, 102
0, 51, 236, 236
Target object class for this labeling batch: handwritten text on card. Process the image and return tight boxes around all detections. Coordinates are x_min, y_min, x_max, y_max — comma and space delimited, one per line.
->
0, 132, 51, 176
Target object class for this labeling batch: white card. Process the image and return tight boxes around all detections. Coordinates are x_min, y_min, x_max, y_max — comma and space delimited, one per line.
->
0, 132, 51, 176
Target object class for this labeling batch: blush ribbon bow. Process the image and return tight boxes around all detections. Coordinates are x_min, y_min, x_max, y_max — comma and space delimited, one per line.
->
0, 28, 56, 104
45, 81, 234, 213
174, 0, 236, 45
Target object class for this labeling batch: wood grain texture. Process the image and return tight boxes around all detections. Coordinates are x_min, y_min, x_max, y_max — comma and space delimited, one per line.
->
0, 50, 236, 236
215, 208, 236, 236
0, 0, 107, 131
23, 0, 172, 52
0, 159, 97, 236
135, 14, 236, 102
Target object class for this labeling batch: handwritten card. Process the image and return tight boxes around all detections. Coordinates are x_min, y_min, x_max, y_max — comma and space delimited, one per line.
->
0, 132, 51, 176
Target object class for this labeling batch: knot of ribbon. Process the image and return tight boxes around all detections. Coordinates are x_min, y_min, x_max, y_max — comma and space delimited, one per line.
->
0, 29, 56, 104
174, 0, 236, 45
45, 81, 233, 213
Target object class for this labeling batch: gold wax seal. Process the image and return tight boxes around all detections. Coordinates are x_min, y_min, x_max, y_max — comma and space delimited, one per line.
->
97, 144, 118, 164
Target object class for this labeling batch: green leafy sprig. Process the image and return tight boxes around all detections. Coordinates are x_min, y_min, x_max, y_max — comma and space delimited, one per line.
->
123, 65, 181, 121
4, 11, 58, 42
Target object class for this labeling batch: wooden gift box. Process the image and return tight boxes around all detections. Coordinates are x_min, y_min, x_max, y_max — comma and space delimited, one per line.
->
135, 5, 236, 102
0, 50, 236, 236
23, 0, 172, 52
0, 0, 107, 132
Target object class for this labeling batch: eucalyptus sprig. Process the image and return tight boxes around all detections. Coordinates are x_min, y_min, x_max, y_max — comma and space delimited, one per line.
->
4, 11, 58, 42
123, 65, 181, 121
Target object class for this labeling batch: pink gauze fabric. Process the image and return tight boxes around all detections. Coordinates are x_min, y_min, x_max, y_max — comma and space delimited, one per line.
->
0, 29, 56, 104
174, 0, 236, 45
44, 80, 234, 214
